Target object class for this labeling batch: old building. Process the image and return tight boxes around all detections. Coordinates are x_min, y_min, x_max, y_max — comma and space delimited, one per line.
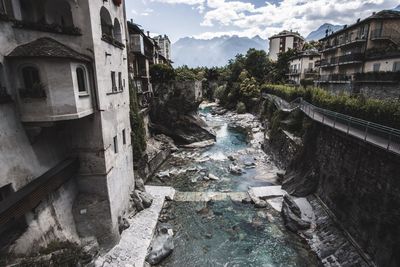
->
317, 10, 400, 98
154, 34, 172, 62
287, 50, 321, 85
127, 21, 156, 109
0, 0, 134, 253
268, 30, 305, 61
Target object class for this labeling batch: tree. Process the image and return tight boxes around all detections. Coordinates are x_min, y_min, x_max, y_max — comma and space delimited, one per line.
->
272, 49, 298, 83
244, 48, 269, 83
150, 64, 176, 84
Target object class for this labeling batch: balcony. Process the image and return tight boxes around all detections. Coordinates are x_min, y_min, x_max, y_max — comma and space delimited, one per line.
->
320, 57, 338, 68
13, 20, 81, 36
316, 74, 351, 84
354, 71, 400, 83
287, 69, 300, 75
338, 53, 364, 65
370, 29, 400, 45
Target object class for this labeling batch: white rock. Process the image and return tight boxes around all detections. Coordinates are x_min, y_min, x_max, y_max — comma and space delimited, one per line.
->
208, 173, 220, 180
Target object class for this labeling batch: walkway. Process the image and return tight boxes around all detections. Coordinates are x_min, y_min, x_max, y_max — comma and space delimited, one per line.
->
263, 94, 400, 155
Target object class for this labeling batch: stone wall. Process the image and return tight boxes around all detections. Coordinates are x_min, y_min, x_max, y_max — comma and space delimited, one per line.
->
284, 123, 400, 267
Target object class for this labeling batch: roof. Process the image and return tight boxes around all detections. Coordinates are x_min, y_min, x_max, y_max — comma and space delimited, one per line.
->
290, 50, 320, 60
320, 10, 400, 41
127, 21, 155, 46
7, 37, 91, 62
269, 30, 305, 40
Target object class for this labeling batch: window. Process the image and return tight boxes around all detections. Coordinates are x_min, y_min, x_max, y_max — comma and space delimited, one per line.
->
44, 0, 73, 27
111, 71, 117, 92
0, 184, 13, 202
113, 18, 122, 42
20, 66, 45, 98
393, 62, 400, 72
76, 66, 88, 93
0, 0, 5, 14
373, 63, 381, 72
122, 129, 126, 145
100, 7, 112, 37
113, 136, 118, 153
118, 72, 123, 91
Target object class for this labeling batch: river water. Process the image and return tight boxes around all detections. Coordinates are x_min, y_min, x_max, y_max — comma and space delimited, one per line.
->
148, 104, 318, 267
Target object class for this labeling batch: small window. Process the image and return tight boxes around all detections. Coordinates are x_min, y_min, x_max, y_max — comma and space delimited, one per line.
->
0, 184, 13, 202
118, 72, 123, 91
21, 66, 45, 98
113, 136, 118, 153
111, 71, 117, 92
122, 129, 126, 145
100, 7, 113, 37
393, 62, 400, 72
373, 63, 381, 72
76, 67, 87, 93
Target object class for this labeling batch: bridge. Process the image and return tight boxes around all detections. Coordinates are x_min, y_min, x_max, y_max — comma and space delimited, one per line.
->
263, 94, 400, 155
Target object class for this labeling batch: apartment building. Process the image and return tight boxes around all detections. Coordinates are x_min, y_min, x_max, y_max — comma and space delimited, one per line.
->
127, 21, 156, 108
154, 34, 172, 62
0, 0, 134, 253
317, 10, 400, 88
268, 30, 305, 61
288, 50, 321, 84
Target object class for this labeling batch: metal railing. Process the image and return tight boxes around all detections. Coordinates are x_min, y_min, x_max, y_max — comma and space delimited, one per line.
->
263, 93, 400, 155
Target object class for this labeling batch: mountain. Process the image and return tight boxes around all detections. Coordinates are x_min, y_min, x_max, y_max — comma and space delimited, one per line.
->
394, 5, 400, 11
306, 23, 343, 41
172, 35, 267, 68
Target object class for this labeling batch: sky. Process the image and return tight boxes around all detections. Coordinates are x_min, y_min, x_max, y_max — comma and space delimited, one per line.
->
125, 0, 399, 43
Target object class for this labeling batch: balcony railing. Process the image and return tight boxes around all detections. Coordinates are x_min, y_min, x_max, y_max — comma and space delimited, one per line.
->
288, 69, 300, 75
338, 53, 364, 65
13, 20, 81, 36
317, 74, 351, 83
354, 71, 400, 83
320, 57, 338, 68
370, 29, 400, 46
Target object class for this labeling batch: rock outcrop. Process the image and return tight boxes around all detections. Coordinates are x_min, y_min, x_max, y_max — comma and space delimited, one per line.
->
151, 81, 216, 145
145, 223, 174, 265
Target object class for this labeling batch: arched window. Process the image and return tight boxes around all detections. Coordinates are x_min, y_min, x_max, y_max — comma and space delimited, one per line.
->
113, 18, 122, 42
45, 0, 73, 27
100, 7, 112, 37
20, 66, 45, 98
76, 66, 88, 93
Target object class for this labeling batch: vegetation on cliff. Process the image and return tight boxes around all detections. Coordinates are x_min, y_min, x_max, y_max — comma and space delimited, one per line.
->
262, 84, 400, 129
129, 81, 147, 161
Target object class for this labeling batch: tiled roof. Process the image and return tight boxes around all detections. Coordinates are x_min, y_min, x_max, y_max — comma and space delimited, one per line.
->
7, 37, 91, 62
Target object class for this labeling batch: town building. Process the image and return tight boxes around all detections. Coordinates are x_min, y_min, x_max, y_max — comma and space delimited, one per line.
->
127, 21, 156, 109
287, 50, 321, 85
268, 30, 305, 61
154, 34, 172, 62
0, 0, 134, 253
317, 10, 400, 98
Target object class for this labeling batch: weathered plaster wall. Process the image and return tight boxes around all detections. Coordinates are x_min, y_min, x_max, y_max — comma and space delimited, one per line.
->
354, 83, 400, 101
9, 180, 80, 255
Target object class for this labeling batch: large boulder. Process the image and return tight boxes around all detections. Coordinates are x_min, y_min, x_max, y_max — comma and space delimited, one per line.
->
146, 223, 174, 265
138, 191, 153, 209
281, 195, 310, 232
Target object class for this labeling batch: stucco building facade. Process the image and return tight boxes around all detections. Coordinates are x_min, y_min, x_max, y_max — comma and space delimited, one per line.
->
268, 30, 305, 61
0, 0, 134, 253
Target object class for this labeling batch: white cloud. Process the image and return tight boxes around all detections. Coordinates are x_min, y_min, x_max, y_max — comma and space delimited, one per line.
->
148, 0, 399, 39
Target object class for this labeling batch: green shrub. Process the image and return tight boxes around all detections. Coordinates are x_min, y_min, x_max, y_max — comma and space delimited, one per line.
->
150, 64, 176, 84
236, 102, 246, 114
261, 84, 400, 129
129, 81, 147, 161
214, 85, 226, 100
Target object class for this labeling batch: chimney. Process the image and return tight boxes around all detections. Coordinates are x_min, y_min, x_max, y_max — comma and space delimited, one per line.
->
372, 12, 376, 15
130, 19, 133, 23
147, 31, 150, 37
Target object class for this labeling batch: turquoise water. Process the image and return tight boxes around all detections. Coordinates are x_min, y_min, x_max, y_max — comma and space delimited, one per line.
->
158, 201, 317, 267
149, 105, 317, 266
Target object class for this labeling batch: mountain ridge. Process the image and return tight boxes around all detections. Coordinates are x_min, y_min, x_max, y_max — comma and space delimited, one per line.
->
172, 35, 267, 68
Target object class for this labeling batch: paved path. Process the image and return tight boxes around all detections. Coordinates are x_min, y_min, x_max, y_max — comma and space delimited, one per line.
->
264, 94, 400, 155
95, 186, 175, 267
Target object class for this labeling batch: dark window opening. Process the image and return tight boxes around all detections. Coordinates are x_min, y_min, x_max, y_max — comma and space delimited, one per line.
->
113, 136, 118, 153
118, 72, 123, 91
0, 184, 13, 202
122, 129, 126, 145
113, 18, 122, 42
20, 66, 45, 98
111, 71, 117, 92
100, 7, 113, 37
76, 67, 87, 93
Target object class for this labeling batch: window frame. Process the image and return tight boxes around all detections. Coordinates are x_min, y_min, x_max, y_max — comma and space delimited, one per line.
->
393, 62, 400, 72
373, 63, 381, 72
111, 71, 117, 92
76, 65, 90, 95
122, 129, 126, 145
118, 72, 123, 91
113, 135, 118, 154
19, 64, 46, 99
